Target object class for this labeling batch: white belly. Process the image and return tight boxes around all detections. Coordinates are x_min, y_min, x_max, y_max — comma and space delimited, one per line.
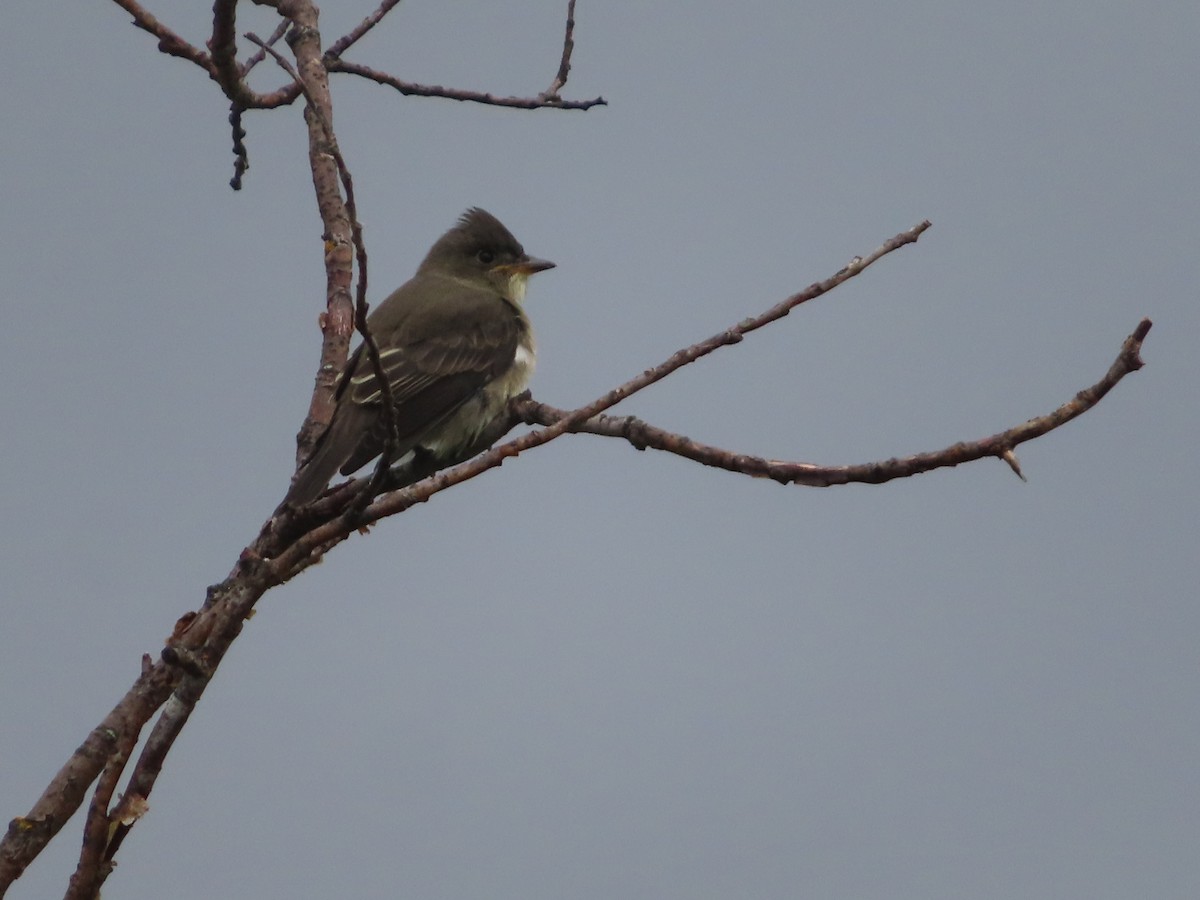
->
421, 335, 536, 457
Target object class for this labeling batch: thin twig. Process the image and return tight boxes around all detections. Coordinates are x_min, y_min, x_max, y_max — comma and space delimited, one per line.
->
540, 0, 578, 100
326, 58, 606, 110
242, 19, 290, 75
325, 0, 404, 60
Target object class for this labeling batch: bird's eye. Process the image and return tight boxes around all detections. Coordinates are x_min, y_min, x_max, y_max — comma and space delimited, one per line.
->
476, 249, 496, 265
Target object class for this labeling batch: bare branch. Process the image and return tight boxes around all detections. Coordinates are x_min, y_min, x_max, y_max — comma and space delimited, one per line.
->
0, 6, 355, 887
0, 203, 1152, 893
210, 0, 241, 91
515, 318, 1152, 485
266, 222, 933, 577
241, 19, 290, 75
210, 0, 278, 107
325, 0, 404, 60
64, 719, 141, 899
246, 32, 397, 492
110, 0, 212, 71
14, 7, 1154, 897
0, 665, 177, 890
6, 3, 606, 890
540, 0, 579, 101
99, 655, 207, 873
62, 571, 277, 895
279, 8, 358, 465
325, 58, 607, 110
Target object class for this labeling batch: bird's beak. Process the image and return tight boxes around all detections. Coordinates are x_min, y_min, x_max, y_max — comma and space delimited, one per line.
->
505, 256, 556, 276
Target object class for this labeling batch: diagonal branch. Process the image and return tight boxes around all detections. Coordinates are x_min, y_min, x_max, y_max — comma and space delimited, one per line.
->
325, 0, 404, 60
0, 664, 177, 890
241, 19, 290, 76
110, 0, 212, 70
266, 222, 933, 577
63, 708, 142, 899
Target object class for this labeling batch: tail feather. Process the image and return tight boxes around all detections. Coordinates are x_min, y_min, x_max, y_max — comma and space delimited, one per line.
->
283, 437, 347, 506
283, 407, 367, 506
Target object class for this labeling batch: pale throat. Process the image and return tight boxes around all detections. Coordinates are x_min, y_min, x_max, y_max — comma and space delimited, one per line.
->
493, 299, 537, 404
502, 271, 536, 391
506, 272, 530, 305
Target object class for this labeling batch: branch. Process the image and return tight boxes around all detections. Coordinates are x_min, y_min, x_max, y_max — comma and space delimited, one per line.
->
278, 7, 358, 465
64, 710, 143, 899
325, 58, 607, 110
6, 2, 598, 892
0, 201, 1151, 893
241, 19, 289, 76
265, 222, 933, 578
514, 317, 1153, 484
113, 0, 601, 192
0, 4, 354, 894
110, 0, 212, 71
245, 32, 397, 490
0, 664, 177, 890
98, 649, 208, 869
540, 0, 579, 101
16, 7, 1153, 898
320, 0, 602, 109
210, 0, 285, 108
325, 0, 404, 59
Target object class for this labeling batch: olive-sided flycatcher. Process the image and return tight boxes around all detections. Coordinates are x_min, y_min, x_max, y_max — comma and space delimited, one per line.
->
285, 208, 554, 505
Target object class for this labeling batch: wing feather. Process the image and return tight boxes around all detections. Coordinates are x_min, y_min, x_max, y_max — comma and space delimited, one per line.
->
332, 282, 526, 473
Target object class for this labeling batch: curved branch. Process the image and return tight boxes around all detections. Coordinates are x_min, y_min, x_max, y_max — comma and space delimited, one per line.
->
211, 0, 251, 104
212, 1, 301, 108
515, 317, 1152, 485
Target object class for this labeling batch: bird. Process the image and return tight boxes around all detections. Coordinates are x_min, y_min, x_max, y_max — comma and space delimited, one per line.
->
284, 207, 554, 505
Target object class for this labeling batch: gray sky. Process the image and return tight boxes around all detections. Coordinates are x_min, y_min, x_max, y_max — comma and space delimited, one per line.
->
2, 1, 1198, 898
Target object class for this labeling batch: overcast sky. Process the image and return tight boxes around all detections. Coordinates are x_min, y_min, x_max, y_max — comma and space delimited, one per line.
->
2, 2, 1198, 898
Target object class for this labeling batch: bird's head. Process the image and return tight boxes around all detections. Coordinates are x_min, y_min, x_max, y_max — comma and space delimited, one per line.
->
420, 207, 555, 302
